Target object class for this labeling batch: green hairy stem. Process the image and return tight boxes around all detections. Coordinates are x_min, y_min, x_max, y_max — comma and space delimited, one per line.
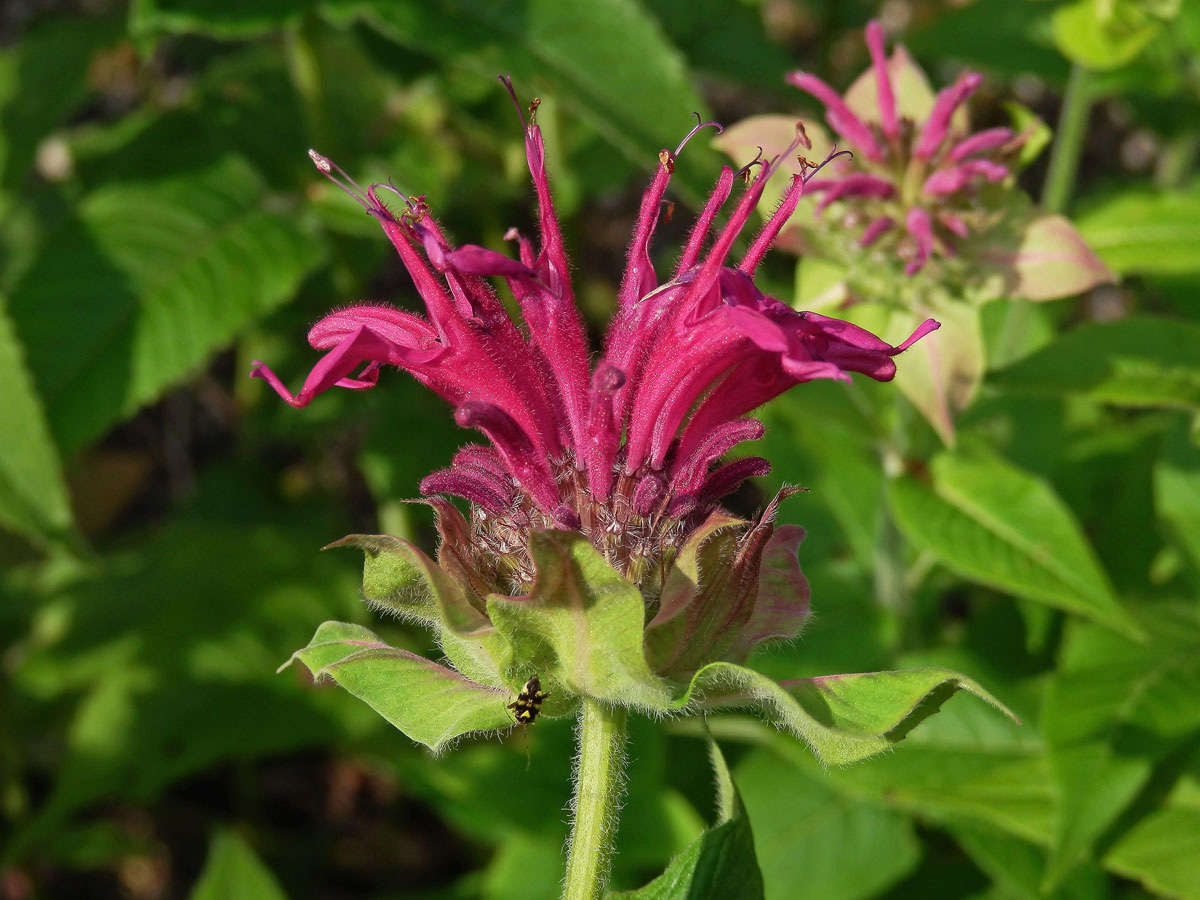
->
562, 698, 629, 900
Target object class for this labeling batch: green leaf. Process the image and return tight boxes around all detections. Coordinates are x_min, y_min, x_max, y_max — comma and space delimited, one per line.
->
1102, 742, 1200, 900
1041, 603, 1200, 887
0, 296, 75, 546
131, 0, 308, 44
990, 316, 1200, 412
488, 530, 672, 710
282, 621, 515, 753
188, 829, 289, 900
8, 155, 324, 455
815, 690, 1055, 845
1052, 0, 1162, 69
674, 662, 1016, 766
1075, 183, 1200, 275
948, 824, 1108, 900
330, 0, 713, 201
887, 448, 1140, 637
612, 739, 763, 900
1155, 423, 1200, 576
6, 485, 367, 860
734, 747, 920, 900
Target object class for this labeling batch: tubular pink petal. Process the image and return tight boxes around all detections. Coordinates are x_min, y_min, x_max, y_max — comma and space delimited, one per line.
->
420, 469, 511, 515
940, 212, 970, 238
632, 473, 667, 516
553, 505, 582, 530
922, 159, 1009, 196
786, 71, 884, 160
813, 173, 896, 215
670, 418, 766, 496
739, 173, 804, 277
904, 207, 934, 275
865, 20, 899, 140
500, 84, 592, 463
250, 324, 424, 408
894, 317, 941, 352
914, 71, 983, 161
617, 150, 674, 313
448, 448, 517, 504
677, 166, 737, 275
454, 401, 559, 512
443, 244, 537, 278
584, 364, 626, 501
950, 126, 1014, 162
699, 457, 771, 506
859, 216, 895, 247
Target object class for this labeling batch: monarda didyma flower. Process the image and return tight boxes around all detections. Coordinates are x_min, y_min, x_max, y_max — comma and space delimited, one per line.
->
718, 20, 1113, 301
266, 79, 1007, 770
788, 20, 1022, 276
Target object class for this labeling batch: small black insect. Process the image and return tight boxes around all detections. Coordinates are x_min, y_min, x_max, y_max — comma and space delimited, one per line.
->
508, 674, 551, 726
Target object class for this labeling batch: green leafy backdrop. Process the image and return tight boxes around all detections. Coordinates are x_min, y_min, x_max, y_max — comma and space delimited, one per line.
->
2, 0, 1199, 898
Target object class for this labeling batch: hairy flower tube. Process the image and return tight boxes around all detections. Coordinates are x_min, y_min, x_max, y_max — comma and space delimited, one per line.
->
260, 81, 1021, 788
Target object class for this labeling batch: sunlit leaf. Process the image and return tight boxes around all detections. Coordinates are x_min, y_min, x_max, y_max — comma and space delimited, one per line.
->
675, 661, 1016, 766
990, 316, 1200, 412
888, 448, 1141, 637
736, 747, 919, 900
9, 156, 324, 454
283, 621, 515, 753
1041, 603, 1200, 887
969, 212, 1116, 302
1075, 182, 1200, 275
1053, 0, 1162, 69
889, 303, 984, 447
613, 739, 764, 900
1102, 742, 1200, 900
0, 297, 75, 547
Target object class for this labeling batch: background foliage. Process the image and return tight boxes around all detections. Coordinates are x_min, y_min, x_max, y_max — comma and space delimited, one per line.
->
2, 0, 1199, 898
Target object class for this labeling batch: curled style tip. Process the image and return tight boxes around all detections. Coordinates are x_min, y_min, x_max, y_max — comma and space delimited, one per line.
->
803, 147, 854, 183
673, 113, 724, 157
734, 147, 766, 181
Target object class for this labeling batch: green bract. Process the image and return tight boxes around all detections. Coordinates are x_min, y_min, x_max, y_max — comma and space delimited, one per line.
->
283, 496, 1015, 762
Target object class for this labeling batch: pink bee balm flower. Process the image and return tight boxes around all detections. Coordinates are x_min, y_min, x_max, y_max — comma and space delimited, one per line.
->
253, 78, 936, 607
786, 20, 1025, 275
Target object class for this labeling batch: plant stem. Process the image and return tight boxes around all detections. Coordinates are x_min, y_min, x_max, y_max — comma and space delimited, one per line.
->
562, 698, 628, 900
1042, 63, 1093, 214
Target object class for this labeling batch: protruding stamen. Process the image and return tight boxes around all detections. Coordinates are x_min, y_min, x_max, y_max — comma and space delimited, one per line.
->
308, 148, 375, 212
